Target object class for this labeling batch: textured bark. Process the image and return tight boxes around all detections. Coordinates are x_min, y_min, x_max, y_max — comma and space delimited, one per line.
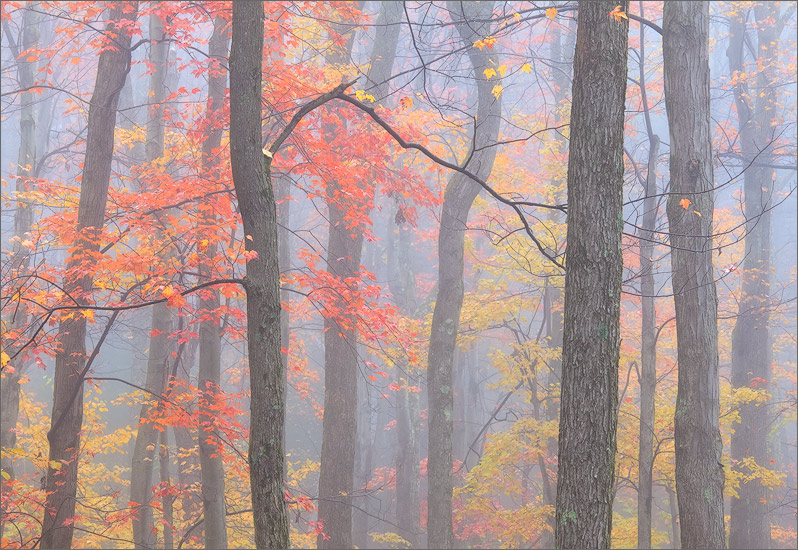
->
197, 15, 230, 550
427, 4, 501, 547
40, 4, 137, 549
727, 5, 778, 549
229, 3, 290, 547
554, 2, 627, 548
316, 3, 401, 547
667, 481, 681, 549
131, 11, 172, 547
172, 425, 202, 529
1, 3, 39, 485
663, 3, 726, 548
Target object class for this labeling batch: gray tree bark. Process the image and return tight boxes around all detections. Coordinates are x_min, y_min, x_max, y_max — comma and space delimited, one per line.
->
663, 3, 726, 548
554, 2, 628, 548
1, 3, 40, 485
40, 4, 137, 549
131, 11, 172, 547
427, 3, 501, 547
316, 3, 401, 547
727, 5, 780, 548
636, 4, 661, 545
229, 3, 290, 547
196, 15, 230, 550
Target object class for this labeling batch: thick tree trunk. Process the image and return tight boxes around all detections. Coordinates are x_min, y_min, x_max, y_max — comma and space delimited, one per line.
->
40, 4, 137, 549
554, 2, 628, 548
316, 3, 401, 547
131, 11, 172, 547
426, 4, 501, 548
1, 3, 39, 484
727, 6, 779, 549
196, 15, 230, 550
229, 3, 290, 547
663, 3, 726, 548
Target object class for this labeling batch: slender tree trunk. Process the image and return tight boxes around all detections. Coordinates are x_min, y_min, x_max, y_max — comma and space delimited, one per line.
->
554, 2, 628, 548
159, 428, 174, 549
636, 5, 661, 544
1, 3, 39, 484
229, 3, 290, 547
727, 6, 779, 549
172, 425, 202, 529
426, 4, 501, 547
40, 4, 137, 549
667, 481, 681, 549
196, 15, 230, 550
663, 3, 726, 548
316, 3, 400, 547
131, 11, 172, 547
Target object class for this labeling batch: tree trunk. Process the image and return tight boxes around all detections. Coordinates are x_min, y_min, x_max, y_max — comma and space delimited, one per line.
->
636, 5, 661, 544
663, 3, 726, 548
40, 4, 137, 549
197, 15, 230, 550
426, 4, 501, 547
1, 3, 39, 484
229, 3, 290, 547
554, 2, 628, 548
159, 428, 174, 549
131, 10, 172, 547
316, 3, 401, 547
727, 6, 779, 549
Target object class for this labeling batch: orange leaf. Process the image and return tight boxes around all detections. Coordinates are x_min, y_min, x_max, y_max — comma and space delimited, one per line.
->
679, 198, 691, 210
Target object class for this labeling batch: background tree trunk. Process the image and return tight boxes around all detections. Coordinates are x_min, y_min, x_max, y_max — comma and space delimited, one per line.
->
40, 4, 137, 549
727, 6, 780, 549
554, 2, 628, 548
426, 4, 501, 547
663, 3, 726, 548
316, 3, 400, 547
229, 3, 290, 547
131, 10, 172, 547
196, 14, 230, 550
1, 3, 39, 484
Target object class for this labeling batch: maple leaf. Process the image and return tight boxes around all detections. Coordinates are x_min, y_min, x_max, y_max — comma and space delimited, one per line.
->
491, 84, 503, 99
679, 198, 691, 210
546, 7, 558, 20
0, 351, 9, 369
513, 12, 521, 22
399, 96, 413, 111
521, 63, 531, 74
608, 5, 628, 23
497, 64, 507, 78
483, 67, 497, 80
354, 90, 375, 103
473, 36, 497, 50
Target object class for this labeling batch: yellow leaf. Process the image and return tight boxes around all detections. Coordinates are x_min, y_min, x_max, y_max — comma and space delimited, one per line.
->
546, 7, 558, 20
50, 460, 62, 470
162, 285, 175, 299
491, 84, 503, 99
483, 68, 497, 80
83, 309, 94, 320
497, 64, 507, 78
679, 198, 691, 210
694, 210, 702, 217
521, 63, 531, 74
399, 96, 413, 110
1, 351, 9, 368
1, 470, 9, 480
513, 12, 521, 22
354, 90, 375, 103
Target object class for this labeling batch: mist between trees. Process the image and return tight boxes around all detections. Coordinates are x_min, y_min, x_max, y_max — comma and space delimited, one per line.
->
1, 2, 796, 549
